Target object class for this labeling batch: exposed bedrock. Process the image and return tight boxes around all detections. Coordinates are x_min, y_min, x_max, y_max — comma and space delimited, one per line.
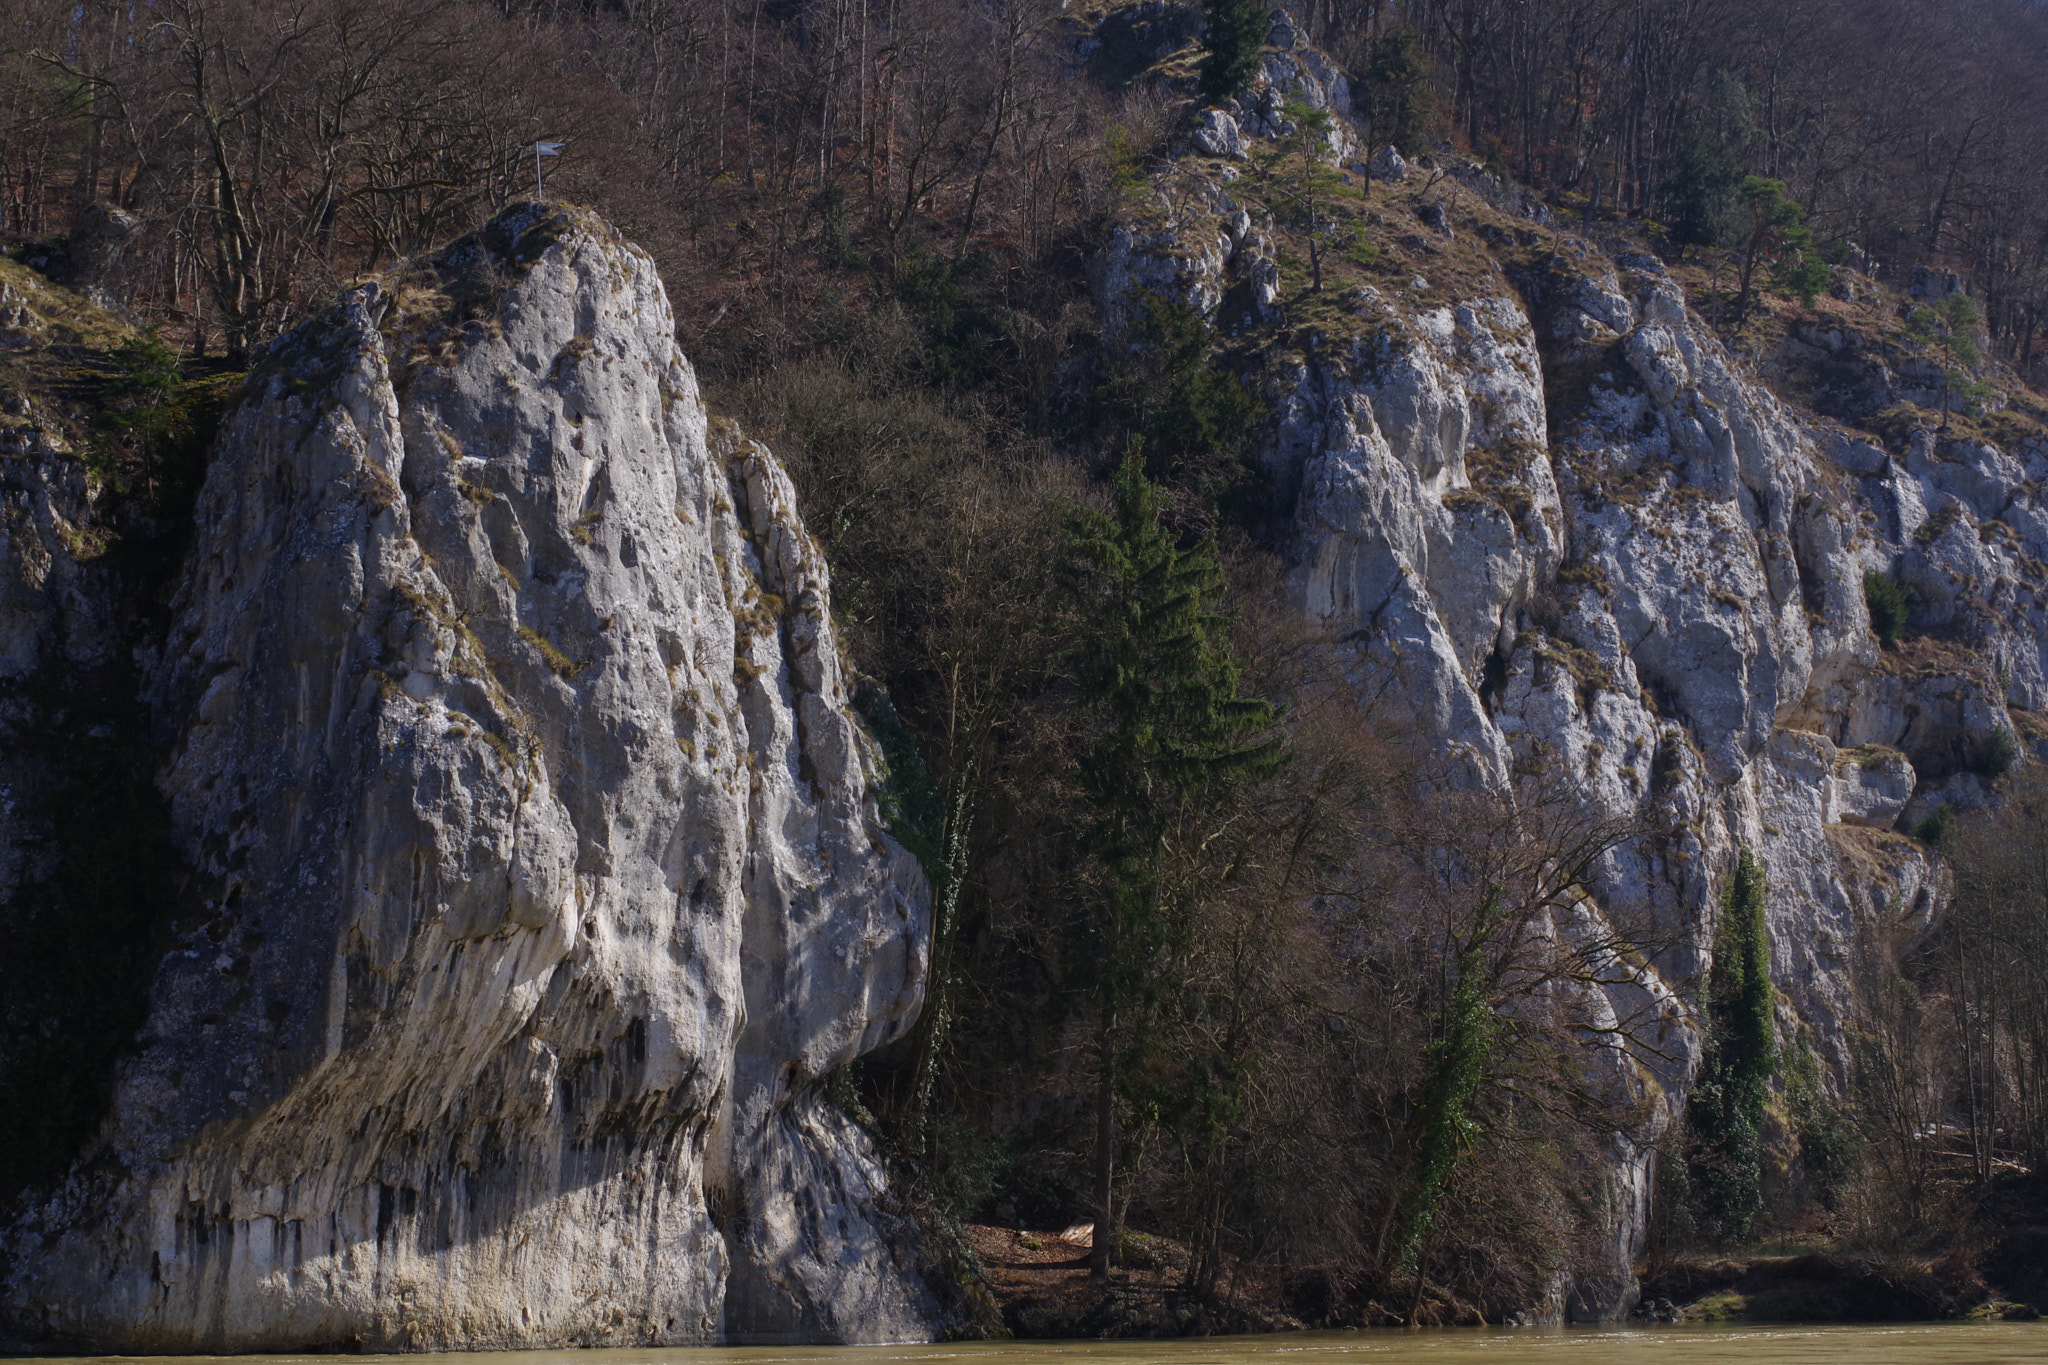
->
1, 205, 941, 1352
1092, 14, 2032, 1321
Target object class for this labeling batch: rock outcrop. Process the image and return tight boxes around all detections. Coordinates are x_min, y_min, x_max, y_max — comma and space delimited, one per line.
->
1092, 10, 2037, 1322
1, 205, 941, 1351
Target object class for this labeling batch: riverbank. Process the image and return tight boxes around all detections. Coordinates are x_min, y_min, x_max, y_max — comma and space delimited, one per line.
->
1636, 1173, 2048, 1326
962, 1180, 2048, 1339
964, 1226, 1309, 1338
1636, 1253, 2032, 1325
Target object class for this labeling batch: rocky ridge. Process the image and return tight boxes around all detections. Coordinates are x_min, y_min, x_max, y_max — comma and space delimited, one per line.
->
1092, 14, 2045, 1320
0, 205, 944, 1351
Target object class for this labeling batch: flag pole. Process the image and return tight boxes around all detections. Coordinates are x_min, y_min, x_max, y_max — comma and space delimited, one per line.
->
531, 141, 564, 200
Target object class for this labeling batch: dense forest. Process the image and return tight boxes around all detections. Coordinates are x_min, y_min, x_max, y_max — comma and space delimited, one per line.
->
6, 0, 2048, 1333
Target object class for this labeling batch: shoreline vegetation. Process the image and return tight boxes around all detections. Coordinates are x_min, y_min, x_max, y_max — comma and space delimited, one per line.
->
956, 1176, 2048, 1338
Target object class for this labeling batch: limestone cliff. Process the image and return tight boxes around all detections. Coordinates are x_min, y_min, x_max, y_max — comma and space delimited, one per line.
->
1093, 14, 2039, 1320
1, 205, 942, 1351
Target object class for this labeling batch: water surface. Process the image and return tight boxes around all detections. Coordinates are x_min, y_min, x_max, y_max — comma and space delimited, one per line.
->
26, 1325, 2048, 1365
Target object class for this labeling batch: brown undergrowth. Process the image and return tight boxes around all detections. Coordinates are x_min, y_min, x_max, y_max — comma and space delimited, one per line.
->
966, 1225, 1309, 1337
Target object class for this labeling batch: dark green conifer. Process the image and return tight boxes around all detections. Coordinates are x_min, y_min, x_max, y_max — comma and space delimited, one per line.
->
1363, 31, 1435, 157
1196, 0, 1269, 107
1063, 445, 1281, 1276
1656, 130, 1743, 257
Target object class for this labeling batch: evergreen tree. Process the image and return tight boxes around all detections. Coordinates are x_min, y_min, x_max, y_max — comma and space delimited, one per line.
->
1196, 0, 1269, 108
1363, 31, 1435, 158
1092, 292, 1261, 505
1686, 848, 1775, 1245
1735, 177, 1829, 322
1063, 445, 1281, 1276
1251, 101, 1346, 292
1656, 130, 1743, 258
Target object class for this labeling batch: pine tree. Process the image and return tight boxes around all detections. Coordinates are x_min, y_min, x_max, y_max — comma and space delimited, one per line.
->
1063, 445, 1281, 1277
1196, 0, 1269, 108
1251, 101, 1346, 291
1734, 177, 1828, 322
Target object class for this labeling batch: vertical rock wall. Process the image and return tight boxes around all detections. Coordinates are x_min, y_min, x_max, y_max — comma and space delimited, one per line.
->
1, 205, 941, 1351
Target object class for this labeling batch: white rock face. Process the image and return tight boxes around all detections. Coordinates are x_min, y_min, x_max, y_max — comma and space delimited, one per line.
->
1, 206, 940, 1352
1236, 13, 1357, 160
1191, 109, 1244, 159
1094, 13, 2044, 1321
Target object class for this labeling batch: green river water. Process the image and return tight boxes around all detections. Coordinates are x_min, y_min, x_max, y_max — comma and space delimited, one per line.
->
18, 1328, 2048, 1365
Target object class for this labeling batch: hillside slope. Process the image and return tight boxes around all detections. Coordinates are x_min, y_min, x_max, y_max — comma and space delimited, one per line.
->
1091, 15, 2045, 1319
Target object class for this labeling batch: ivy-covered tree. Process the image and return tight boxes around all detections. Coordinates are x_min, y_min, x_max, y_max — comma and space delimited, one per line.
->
1196, 0, 1269, 108
1686, 848, 1775, 1245
1062, 446, 1280, 1277
1391, 919, 1495, 1269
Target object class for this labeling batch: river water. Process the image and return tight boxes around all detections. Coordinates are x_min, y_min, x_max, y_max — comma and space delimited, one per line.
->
19, 1327, 2047, 1365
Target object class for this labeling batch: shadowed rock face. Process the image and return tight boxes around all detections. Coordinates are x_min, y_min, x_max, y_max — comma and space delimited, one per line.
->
1, 204, 939, 1352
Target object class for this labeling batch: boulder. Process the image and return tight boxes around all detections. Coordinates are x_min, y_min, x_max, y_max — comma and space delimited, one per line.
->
1833, 747, 1916, 827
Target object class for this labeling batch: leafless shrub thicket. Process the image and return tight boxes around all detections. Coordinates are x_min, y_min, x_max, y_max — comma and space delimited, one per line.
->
1319, 0, 2048, 378
7, 0, 2047, 1317
0, 0, 1131, 374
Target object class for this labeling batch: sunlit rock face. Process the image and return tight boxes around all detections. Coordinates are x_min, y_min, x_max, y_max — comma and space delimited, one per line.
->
1, 204, 940, 1353
1093, 12, 2042, 1322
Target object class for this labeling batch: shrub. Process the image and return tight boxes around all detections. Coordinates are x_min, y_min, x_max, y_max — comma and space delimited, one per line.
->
81, 323, 238, 536
1864, 571, 1911, 645
1915, 802, 1958, 850
1343, 221, 1380, 269
1775, 250, 1831, 308
1785, 1041, 1858, 1211
1969, 725, 2019, 779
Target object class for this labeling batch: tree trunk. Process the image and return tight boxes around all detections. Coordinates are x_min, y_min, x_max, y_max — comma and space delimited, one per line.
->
1735, 215, 1766, 327
1090, 1002, 1115, 1280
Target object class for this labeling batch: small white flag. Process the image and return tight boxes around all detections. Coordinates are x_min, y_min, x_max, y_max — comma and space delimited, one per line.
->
532, 141, 566, 198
